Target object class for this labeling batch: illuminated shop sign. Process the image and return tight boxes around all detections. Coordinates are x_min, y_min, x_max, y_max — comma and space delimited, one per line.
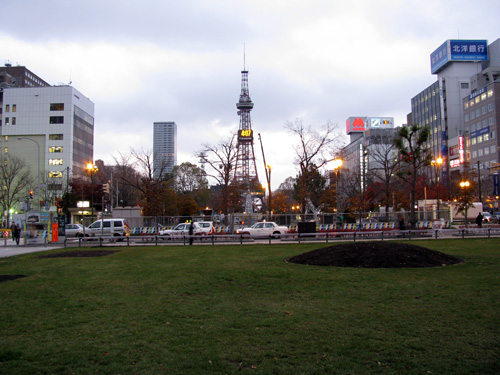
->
459, 136, 465, 164
346, 117, 366, 134
450, 159, 461, 169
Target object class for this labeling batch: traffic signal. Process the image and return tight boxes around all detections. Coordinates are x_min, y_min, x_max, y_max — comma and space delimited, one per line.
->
29, 190, 34, 199
103, 183, 110, 194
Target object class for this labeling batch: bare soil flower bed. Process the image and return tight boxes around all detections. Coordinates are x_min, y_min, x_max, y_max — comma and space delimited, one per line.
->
286, 241, 465, 268
0, 274, 27, 283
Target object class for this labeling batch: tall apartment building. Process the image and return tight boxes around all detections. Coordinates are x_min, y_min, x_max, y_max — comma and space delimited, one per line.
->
153, 121, 177, 179
1, 64, 94, 201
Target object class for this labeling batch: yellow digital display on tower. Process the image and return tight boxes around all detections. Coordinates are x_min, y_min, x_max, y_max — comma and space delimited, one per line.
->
238, 129, 253, 142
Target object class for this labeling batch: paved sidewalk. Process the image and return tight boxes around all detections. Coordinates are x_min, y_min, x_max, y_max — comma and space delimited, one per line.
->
0, 242, 64, 258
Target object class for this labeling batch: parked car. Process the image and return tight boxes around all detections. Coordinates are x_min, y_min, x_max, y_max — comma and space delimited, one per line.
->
482, 212, 493, 222
64, 223, 84, 237
236, 221, 288, 238
159, 222, 212, 238
85, 218, 130, 239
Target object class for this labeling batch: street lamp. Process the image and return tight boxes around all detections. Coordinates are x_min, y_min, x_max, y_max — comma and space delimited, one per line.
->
460, 180, 471, 228
17, 137, 41, 216
431, 157, 443, 219
87, 162, 99, 222
331, 158, 343, 222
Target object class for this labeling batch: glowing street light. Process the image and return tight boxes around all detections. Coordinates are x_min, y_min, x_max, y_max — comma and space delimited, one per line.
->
431, 157, 443, 218
459, 180, 471, 228
87, 162, 99, 222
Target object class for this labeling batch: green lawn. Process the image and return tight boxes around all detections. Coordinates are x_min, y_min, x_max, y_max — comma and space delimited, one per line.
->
1, 239, 499, 374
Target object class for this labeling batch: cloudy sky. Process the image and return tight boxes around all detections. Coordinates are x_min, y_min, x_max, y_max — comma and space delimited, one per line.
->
2, 0, 499, 189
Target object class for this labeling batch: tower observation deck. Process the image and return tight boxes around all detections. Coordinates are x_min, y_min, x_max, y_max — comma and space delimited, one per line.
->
233, 70, 260, 192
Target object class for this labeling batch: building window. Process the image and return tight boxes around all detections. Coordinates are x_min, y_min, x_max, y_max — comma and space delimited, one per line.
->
461, 82, 469, 89
478, 149, 483, 157
49, 159, 63, 165
4, 147, 7, 153
488, 89, 493, 97
488, 103, 494, 112
482, 106, 487, 115
472, 150, 477, 158
484, 133, 489, 141
5, 105, 9, 112
50, 103, 64, 111
491, 145, 496, 153
49, 146, 63, 153
484, 147, 490, 155
12, 105, 16, 112
4, 117, 9, 126
489, 117, 495, 126
49, 116, 64, 124
471, 138, 476, 145
48, 171, 63, 178
478, 135, 483, 143
481, 93, 487, 101
49, 134, 63, 140
11, 117, 16, 125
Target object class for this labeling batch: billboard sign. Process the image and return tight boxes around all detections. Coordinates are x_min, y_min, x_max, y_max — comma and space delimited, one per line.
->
367, 117, 394, 129
346, 117, 366, 134
431, 40, 488, 74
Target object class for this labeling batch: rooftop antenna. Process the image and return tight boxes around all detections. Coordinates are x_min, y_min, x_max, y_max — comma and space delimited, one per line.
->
68, 67, 72, 85
243, 43, 246, 70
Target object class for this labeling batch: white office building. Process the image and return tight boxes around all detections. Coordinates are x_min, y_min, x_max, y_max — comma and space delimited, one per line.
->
1, 85, 95, 196
153, 121, 177, 179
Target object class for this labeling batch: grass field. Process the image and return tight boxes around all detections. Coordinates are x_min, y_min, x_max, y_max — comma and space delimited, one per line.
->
1, 239, 499, 374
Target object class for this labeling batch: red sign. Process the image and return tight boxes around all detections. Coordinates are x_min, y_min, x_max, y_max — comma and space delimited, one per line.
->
458, 136, 465, 163
346, 117, 366, 133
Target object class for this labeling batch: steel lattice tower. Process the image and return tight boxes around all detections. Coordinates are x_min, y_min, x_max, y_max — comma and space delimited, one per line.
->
233, 69, 259, 192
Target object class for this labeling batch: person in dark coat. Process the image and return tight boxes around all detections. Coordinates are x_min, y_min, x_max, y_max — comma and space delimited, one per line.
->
188, 222, 194, 245
12, 223, 21, 245
399, 218, 406, 230
476, 213, 483, 228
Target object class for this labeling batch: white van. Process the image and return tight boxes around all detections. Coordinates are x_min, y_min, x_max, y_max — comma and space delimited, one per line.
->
85, 219, 130, 239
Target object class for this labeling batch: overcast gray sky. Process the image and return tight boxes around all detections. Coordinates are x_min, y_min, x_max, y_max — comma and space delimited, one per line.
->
2, 0, 499, 189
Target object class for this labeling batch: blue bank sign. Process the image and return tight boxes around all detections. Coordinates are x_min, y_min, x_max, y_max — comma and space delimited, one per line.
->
431, 40, 488, 74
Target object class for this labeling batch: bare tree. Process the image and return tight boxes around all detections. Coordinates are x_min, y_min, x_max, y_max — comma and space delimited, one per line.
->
285, 118, 342, 214
114, 148, 174, 216
368, 141, 400, 216
197, 133, 239, 215
0, 154, 33, 226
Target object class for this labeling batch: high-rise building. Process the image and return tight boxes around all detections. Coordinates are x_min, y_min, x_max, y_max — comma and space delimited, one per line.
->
1, 65, 94, 204
153, 121, 177, 179
410, 39, 489, 179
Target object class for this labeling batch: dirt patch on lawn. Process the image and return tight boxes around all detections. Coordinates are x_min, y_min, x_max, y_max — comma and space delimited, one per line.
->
37, 250, 120, 258
0, 274, 27, 283
286, 241, 464, 268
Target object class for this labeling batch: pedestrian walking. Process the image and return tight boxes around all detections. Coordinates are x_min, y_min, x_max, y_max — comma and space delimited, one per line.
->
12, 223, 21, 245
476, 213, 483, 228
188, 222, 194, 245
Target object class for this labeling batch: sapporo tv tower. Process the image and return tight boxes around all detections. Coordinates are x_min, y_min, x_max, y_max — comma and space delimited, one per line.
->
233, 61, 261, 212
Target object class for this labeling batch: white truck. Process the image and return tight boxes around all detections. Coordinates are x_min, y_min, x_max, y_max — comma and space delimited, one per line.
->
450, 202, 483, 222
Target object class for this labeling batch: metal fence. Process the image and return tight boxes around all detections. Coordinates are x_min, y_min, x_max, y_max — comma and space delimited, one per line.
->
63, 227, 500, 248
